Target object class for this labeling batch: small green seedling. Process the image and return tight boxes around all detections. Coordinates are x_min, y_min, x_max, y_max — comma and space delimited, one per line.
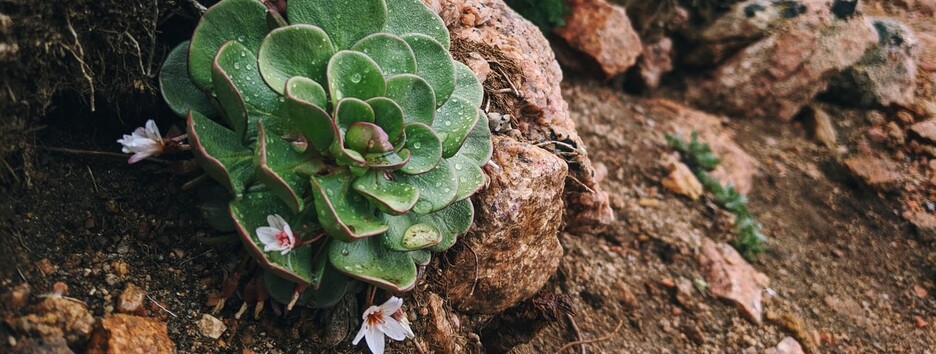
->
160, 0, 491, 309
667, 132, 767, 259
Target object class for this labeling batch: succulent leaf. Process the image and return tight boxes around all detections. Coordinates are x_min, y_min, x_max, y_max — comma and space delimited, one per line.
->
432, 95, 480, 158
213, 40, 291, 138
189, 0, 269, 91
399, 123, 442, 175
403, 33, 455, 107
352, 170, 419, 215
287, 0, 388, 50
255, 123, 321, 213
351, 33, 417, 77
328, 236, 418, 291
258, 24, 335, 94
366, 97, 406, 144
346, 122, 394, 154
210, 52, 250, 141
187, 111, 255, 196
383, 0, 451, 50
456, 112, 494, 165
160, 41, 216, 118
385, 74, 436, 125
310, 171, 389, 242
453, 61, 484, 107
334, 98, 376, 132
230, 190, 318, 284
284, 78, 336, 151
448, 154, 485, 201
264, 266, 350, 309
395, 158, 458, 214
327, 51, 387, 105
365, 150, 411, 170
408, 249, 432, 266
381, 198, 473, 252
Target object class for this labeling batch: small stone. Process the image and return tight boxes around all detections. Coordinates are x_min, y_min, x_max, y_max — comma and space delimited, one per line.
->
51, 282, 68, 296
886, 122, 906, 145
910, 120, 936, 144
87, 314, 175, 353
105, 200, 119, 214
111, 260, 129, 278
117, 283, 146, 315
37, 258, 57, 276
554, 0, 643, 77
810, 107, 837, 149
7, 296, 96, 346
905, 211, 936, 241
638, 37, 674, 89
915, 316, 928, 328
913, 284, 928, 298
699, 239, 770, 324
843, 156, 902, 191
197, 314, 227, 339
661, 162, 704, 200
773, 337, 805, 354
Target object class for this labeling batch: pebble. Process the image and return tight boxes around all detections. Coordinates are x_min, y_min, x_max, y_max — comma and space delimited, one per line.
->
913, 284, 928, 298
915, 316, 928, 328
37, 258, 57, 276
117, 283, 146, 315
198, 314, 227, 339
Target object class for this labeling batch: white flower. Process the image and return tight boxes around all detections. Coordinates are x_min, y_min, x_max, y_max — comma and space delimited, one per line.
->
353, 296, 411, 354
117, 119, 164, 164
255, 214, 297, 255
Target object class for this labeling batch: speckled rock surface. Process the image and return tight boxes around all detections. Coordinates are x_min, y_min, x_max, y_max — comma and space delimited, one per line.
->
87, 314, 174, 354
554, 0, 643, 78
440, 136, 567, 314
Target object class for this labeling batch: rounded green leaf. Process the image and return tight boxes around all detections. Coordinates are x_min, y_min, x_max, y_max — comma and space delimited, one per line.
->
352, 170, 419, 215
188, 0, 269, 91
213, 40, 291, 138
258, 24, 335, 94
335, 98, 376, 132
187, 111, 254, 197
285, 78, 335, 151
285, 76, 328, 108
327, 51, 387, 105
457, 113, 493, 165
409, 249, 431, 266
365, 149, 411, 170
346, 122, 394, 154
384, 0, 451, 50
367, 97, 405, 144
254, 123, 318, 213
328, 236, 418, 291
210, 50, 249, 141
448, 154, 485, 202
160, 41, 216, 118
385, 74, 435, 125
310, 171, 389, 242
432, 95, 480, 158
288, 0, 388, 49
400, 123, 442, 175
264, 265, 350, 308
351, 33, 417, 77
381, 198, 473, 252
395, 158, 458, 214
229, 190, 317, 285
403, 33, 455, 107
453, 61, 484, 107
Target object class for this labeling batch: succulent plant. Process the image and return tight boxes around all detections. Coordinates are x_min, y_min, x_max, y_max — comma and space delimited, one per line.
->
160, 0, 491, 307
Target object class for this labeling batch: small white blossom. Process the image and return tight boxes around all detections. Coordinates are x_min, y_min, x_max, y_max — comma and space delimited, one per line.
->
117, 119, 164, 164
256, 214, 296, 255
353, 296, 410, 354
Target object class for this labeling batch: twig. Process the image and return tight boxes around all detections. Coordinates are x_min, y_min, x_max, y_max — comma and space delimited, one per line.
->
1, 157, 21, 184
566, 174, 596, 194
565, 313, 586, 354
493, 66, 520, 97
16, 266, 27, 282
86, 166, 99, 194
186, 0, 208, 13
145, 0, 159, 77
65, 16, 95, 112
41, 146, 170, 164
465, 243, 480, 297
554, 319, 625, 354
536, 140, 582, 154
147, 294, 178, 317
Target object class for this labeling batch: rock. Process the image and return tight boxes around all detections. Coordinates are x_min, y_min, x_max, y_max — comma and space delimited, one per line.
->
4, 283, 30, 309
116, 283, 145, 315
763, 337, 806, 354
687, 12, 877, 121
197, 314, 227, 340
37, 258, 57, 276
699, 239, 770, 324
662, 162, 704, 200
554, 0, 642, 78
913, 284, 928, 298
905, 211, 936, 241
910, 119, 936, 144
828, 18, 920, 107
843, 156, 902, 191
638, 37, 674, 89
87, 314, 174, 354
914, 316, 928, 328
6, 296, 96, 347
424, 293, 459, 354
440, 136, 567, 314
809, 106, 837, 149
436, 0, 612, 232
480, 293, 573, 352
652, 99, 759, 194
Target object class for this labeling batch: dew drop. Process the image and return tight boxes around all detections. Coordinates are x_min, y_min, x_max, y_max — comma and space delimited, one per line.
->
455, 163, 463, 170
444, 121, 452, 127
341, 249, 350, 256
237, 36, 245, 42
412, 142, 421, 149
234, 62, 241, 70
350, 73, 362, 83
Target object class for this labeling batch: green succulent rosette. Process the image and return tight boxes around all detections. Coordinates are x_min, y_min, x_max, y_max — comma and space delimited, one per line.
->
159, 0, 491, 306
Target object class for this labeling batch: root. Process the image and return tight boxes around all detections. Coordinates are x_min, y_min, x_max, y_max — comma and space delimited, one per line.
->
65, 16, 95, 112
554, 319, 624, 354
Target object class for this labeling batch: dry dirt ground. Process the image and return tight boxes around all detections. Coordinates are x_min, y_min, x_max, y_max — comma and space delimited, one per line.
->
2, 77, 934, 353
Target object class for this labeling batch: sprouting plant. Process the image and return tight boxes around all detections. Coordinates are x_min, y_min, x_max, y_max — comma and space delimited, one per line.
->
504, 0, 570, 32
157, 0, 492, 310
666, 132, 766, 259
